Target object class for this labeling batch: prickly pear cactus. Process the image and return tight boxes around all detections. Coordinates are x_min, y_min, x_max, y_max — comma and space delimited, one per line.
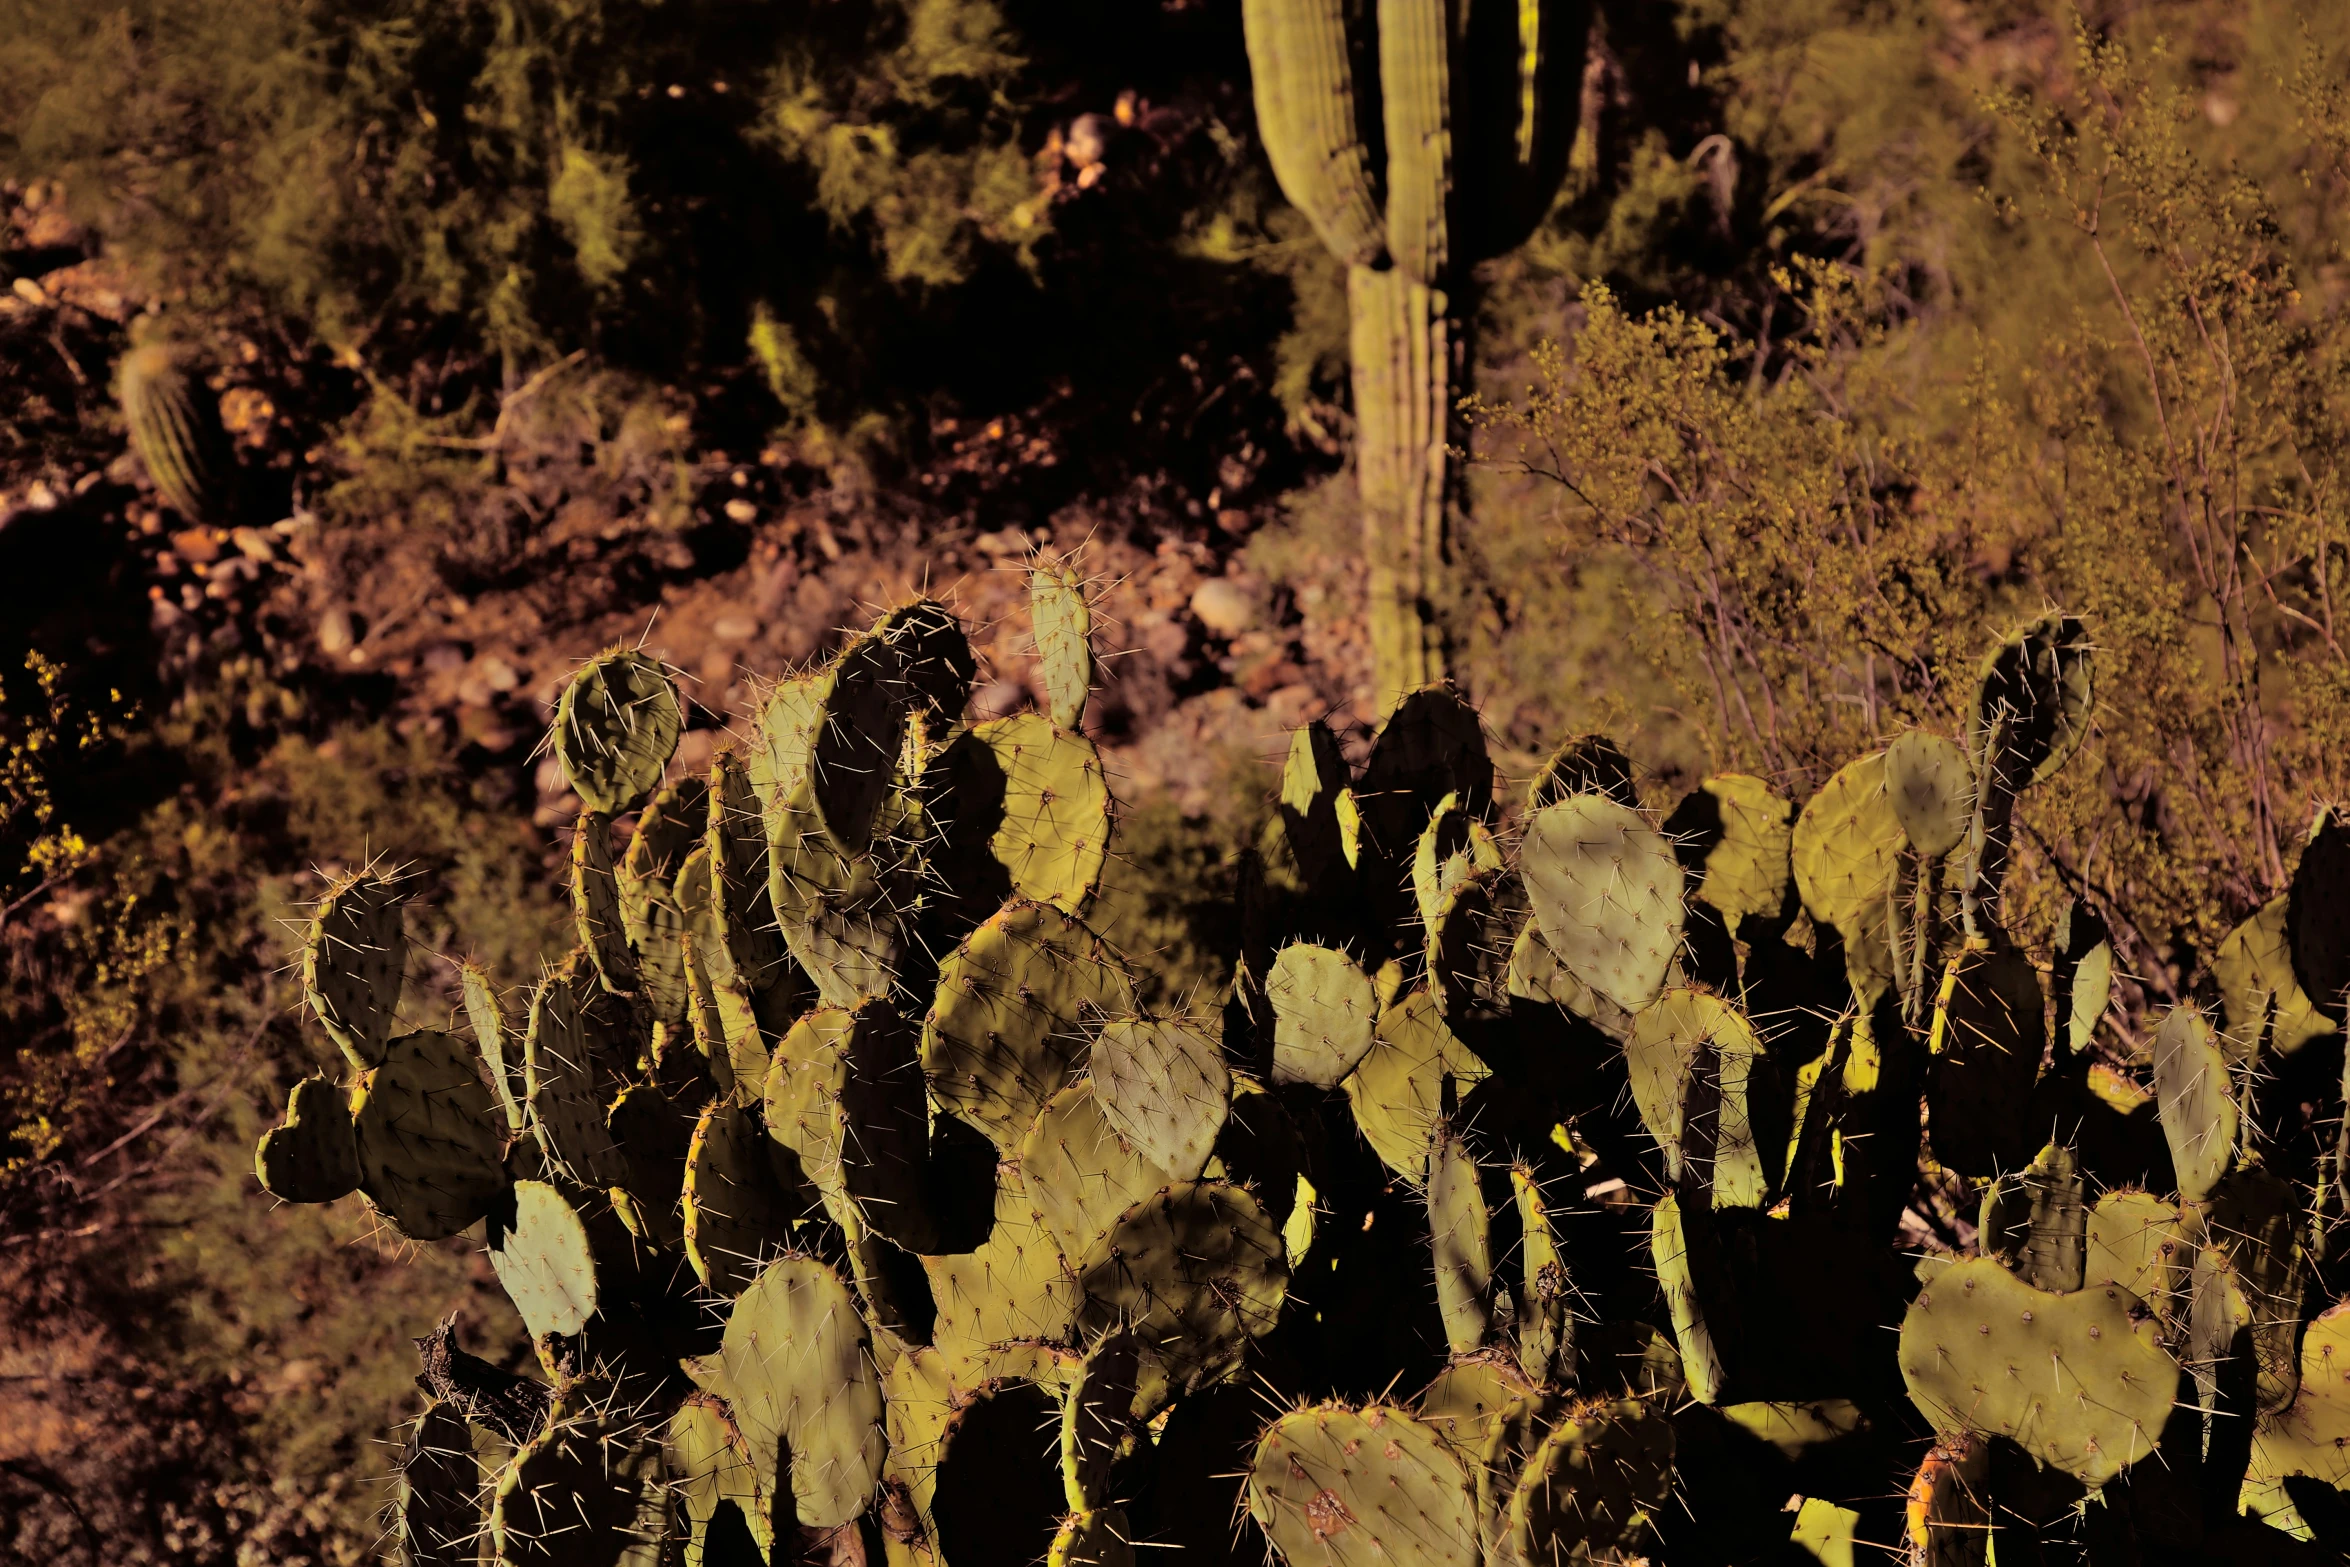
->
252, 608, 2350, 1564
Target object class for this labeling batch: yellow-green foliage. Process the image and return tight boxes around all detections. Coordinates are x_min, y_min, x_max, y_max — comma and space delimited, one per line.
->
1470, 20, 2350, 988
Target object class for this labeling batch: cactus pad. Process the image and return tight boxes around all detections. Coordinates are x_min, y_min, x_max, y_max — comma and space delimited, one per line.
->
2243, 1302, 2350, 1531
764, 1000, 932, 1249
1246, 1403, 1478, 1567
1266, 942, 1380, 1087
1969, 613, 2095, 785
1356, 685, 1491, 864
1526, 732, 1637, 810
765, 783, 908, 1008
1649, 1195, 1726, 1405
1062, 1330, 1142, 1511
2151, 1006, 2236, 1203
667, 1392, 772, 1567
1511, 1165, 1572, 1385
1032, 557, 1096, 731
398, 1398, 481, 1567
523, 961, 628, 1189
488, 1179, 599, 1340
1502, 1398, 1676, 1565
1623, 986, 1749, 1183
935, 714, 1113, 913
2084, 1190, 2184, 1309
1790, 752, 1903, 985
1682, 773, 1795, 927
1344, 989, 1471, 1180
806, 629, 916, 857
490, 1402, 665, 1565
1428, 1126, 1493, 1355
1022, 1078, 1173, 1266
683, 1100, 807, 1296
1076, 1180, 1287, 1405
707, 749, 791, 994
1883, 730, 1972, 858
714, 1253, 887, 1531
256, 1074, 361, 1204
572, 812, 641, 1000
352, 1029, 506, 1241
1520, 795, 1684, 1014
1279, 720, 1354, 895
304, 869, 410, 1071
922, 1159, 1083, 1379
460, 961, 527, 1132
2217, 895, 2336, 1059
2287, 808, 2349, 1026
1048, 1507, 1133, 1567
554, 649, 681, 816
1898, 1257, 2177, 1487
1925, 949, 2047, 1181
1088, 1017, 1230, 1180
924, 899, 1131, 1151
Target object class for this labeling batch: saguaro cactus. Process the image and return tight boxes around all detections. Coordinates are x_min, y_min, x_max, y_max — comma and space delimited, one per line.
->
1243, 0, 1588, 709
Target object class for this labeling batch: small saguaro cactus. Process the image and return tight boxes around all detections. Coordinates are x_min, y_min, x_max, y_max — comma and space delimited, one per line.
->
249, 603, 2350, 1564
1242, 0, 1590, 710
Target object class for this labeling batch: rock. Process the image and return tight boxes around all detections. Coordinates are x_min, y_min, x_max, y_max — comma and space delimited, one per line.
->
317, 607, 359, 656
1190, 578, 1258, 637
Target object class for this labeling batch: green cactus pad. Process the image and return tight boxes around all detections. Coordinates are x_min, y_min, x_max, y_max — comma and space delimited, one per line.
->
1266, 942, 1379, 1088
2054, 899, 2114, 1056
1502, 1398, 1676, 1565
1032, 558, 1096, 731
523, 960, 629, 1189
1048, 1506, 1133, 1567
1526, 732, 1638, 811
2288, 808, 2349, 1026
667, 1392, 772, 1567
878, 1341, 957, 1548
2242, 1302, 2350, 1533
489, 1179, 599, 1340
606, 1082, 692, 1248
2216, 895, 2336, 1060
923, 1159, 1083, 1381
1022, 1078, 1173, 1266
460, 961, 527, 1133
923, 899, 1132, 1152
1238, 0, 1385, 267
1511, 1165, 1572, 1385
1898, 1257, 2177, 1487
490, 1405, 666, 1565
763, 782, 908, 1009
1356, 685, 1491, 865
1979, 1142, 2085, 1293
399, 1399, 483, 1567
2188, 1164, 2305, 1414
1344, 990, 1460, 1181
572, 812, 642, 1001
351, 1029, 506, 1242
1650, 1195, 1726, 1405
804, 631, 910, 858
750, 675, 821, 813
1429, 1126, 1493, 1355
877, 597, 980, 724
764, 1000, 932, 1250
1681, 774, 1795, 927
1246, 1403, 1478, 1567
1883, 730, 1973, 859
554, 649, 682, 817
714, 1253, 886, 1531
1062, 1330, 1142, 1512
120, 341, 238, 523
1790, 751, 1903, 987
303, 868, 410, 1071
683, 1097, 812, 1297
1088, 1017, 1229, 1181
1924, 949, 2047, 1181
677, 845, 763, 1095
2085, 1190, 2184, 1310
1520, 795, 1685, 1014
1278, 720, 1354, 895
1211, 1078, 1304, 1231
1412, 789, 1503, 932
1504, 917, 1635, 1040
1076, 1180, 1287, 1406
1968, 613, 2095, 786
935, 715, 1114, 914
707, 749, 792, 994
1623, 986, 1749, 1184
2151, 1006, 2236, 1203
255, 1074, 360, 1204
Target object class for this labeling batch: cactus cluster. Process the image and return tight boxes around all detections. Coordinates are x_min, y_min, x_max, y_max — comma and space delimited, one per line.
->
1241, 0, 1586, 709
255, 593, 2350, 1565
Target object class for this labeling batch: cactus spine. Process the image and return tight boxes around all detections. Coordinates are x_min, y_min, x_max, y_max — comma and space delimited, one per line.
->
1244, 0, 1587, 710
